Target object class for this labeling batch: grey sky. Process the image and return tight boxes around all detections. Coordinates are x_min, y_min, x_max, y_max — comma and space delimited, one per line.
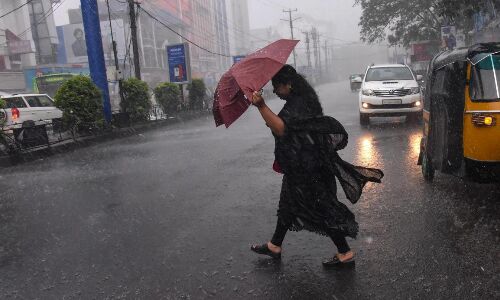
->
55, 0, 362, 42
248, 0, 361, 41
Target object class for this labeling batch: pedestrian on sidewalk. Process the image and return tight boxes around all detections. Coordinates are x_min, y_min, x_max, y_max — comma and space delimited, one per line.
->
250, 65, 383, 268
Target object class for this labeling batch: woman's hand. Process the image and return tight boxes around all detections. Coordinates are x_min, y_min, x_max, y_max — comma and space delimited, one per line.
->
252, 90, 285, 136
251, 90, 265, 108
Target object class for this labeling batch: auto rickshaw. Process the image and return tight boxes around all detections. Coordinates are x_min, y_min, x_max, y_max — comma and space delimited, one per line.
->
418, 43, 500, 182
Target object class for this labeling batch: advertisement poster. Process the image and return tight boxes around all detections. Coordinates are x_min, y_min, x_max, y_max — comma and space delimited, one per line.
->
62, 19, 126, 64
167, 43, 191, 84
441, 26, 457, 50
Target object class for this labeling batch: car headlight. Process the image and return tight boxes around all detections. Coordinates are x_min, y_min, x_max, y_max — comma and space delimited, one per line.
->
362, 89, 374, 96
410, 87, 421, 94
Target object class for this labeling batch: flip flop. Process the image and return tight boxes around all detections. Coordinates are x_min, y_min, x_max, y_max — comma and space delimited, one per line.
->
322, 255, 355, 268
250, 243, 281, 259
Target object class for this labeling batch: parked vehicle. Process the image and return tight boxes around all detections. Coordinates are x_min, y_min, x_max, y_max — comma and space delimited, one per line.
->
33, 73, 76, 98
1, 94, 63, 151
359, 64, 423, 126
349, 74, 364, 92
418, 43, 500, 182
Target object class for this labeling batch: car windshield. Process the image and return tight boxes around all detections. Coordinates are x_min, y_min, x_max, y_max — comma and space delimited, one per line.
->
470, 53, 500, 101
365, 67, 414, 81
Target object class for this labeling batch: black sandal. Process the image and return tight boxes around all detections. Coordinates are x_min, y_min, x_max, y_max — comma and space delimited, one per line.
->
322, 255, 355, 268
250, 243, 281, 259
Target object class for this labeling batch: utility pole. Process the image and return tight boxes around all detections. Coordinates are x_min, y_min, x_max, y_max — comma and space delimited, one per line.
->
324, 40, 328, 79
330, 46, 334, 75
303, 31, 312, 69
30, 1, 41, 63
282, 8, 299, 68
317, 34, 322, 77
128, 0, 141, 79
106, 0, 124, 107
311, 27, 318, 70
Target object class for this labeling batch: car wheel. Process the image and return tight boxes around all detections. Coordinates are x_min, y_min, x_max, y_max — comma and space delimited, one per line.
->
359, 113, 369, 126
421, 152, 435, 182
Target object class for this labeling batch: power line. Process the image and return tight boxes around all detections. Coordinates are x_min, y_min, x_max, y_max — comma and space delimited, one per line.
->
0, 0, 35, 20
142, 1, 224, 53
0, 0, 67, 47
143, 0, 270, 53
139, 6, 233, 58
189, 0, 271, 45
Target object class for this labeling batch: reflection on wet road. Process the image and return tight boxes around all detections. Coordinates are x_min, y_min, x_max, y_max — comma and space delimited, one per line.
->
0, 81, 498, 299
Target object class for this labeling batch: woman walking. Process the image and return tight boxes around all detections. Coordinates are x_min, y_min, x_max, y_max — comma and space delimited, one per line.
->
250, 65, 383, 268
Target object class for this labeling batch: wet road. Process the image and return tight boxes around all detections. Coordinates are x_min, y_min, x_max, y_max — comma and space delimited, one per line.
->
0, 81, 499, 299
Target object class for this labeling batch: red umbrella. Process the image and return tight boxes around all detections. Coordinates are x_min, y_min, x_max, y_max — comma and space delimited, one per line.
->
213, 39, 299, 127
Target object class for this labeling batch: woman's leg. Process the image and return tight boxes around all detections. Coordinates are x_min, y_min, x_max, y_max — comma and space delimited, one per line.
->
322, 230, 354, 266
270, 218, 289, 247
328, 231, 351, 254
250, 217, 287, 259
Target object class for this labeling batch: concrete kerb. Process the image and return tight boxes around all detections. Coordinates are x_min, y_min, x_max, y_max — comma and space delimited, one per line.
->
0, 111, 211, 168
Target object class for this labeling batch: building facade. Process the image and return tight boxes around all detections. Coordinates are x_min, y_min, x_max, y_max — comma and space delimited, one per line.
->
63, 0, 232, 91
0, 0, 58, 71
226, 0, 250, 56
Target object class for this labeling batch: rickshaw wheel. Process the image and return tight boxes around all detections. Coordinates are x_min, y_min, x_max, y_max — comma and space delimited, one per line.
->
421, 152, 435, 182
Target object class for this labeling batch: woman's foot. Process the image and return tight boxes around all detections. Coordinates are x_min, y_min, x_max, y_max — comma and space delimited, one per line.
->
250, 242, 282, 259
322, 251, 355, 268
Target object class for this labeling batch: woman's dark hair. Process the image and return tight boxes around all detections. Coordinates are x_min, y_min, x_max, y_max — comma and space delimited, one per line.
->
272, 64, 323, 115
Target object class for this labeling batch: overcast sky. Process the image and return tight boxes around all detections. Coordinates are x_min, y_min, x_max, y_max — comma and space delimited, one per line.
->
54, 0, 362, 41
248, 0, 361, 41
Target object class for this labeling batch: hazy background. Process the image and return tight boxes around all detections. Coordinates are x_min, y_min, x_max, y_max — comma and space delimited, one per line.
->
55, 0, 362, 42
247, 0, 361, 42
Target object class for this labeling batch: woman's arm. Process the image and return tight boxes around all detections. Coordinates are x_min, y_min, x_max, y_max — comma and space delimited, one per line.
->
251, 91, 285, 136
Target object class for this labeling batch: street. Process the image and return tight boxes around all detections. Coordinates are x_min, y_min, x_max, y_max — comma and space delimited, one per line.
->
0, 81, 498, 299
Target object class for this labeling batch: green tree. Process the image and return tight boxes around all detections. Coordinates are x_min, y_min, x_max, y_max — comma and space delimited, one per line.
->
0, 98, 6, 144
0, 98, 5, 126
187, 79, 206, 110
154, 82, 181, 115
121, 78, 152, 122
355, 0, 486, 46
54, 75, 104, 131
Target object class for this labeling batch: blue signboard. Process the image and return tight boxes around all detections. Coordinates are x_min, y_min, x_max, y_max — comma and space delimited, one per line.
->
233, 55, 246, 64
167, 43, 190, 84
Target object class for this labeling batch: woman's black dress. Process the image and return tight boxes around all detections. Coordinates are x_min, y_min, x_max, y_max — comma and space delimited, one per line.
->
274, 95, 383, 239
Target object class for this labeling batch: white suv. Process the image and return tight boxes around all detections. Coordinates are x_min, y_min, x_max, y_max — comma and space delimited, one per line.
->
359, 64, 423, 125
1, 94, 62, 149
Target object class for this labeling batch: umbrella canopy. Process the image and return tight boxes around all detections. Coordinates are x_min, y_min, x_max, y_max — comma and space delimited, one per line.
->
213, 39, 299, 127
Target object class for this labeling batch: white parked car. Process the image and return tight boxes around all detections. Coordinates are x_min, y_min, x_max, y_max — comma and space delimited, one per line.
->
358, 64, 423, 125
1, 94, 63, 149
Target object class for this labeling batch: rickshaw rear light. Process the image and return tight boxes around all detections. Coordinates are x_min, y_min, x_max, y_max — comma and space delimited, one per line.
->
472, 113, 496, 127
484, 116, 494, 126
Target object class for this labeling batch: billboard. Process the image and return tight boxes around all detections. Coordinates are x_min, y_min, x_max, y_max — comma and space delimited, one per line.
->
61, 19, 126, 64
8, 40, 33, 55
411, 41, 440, 62
166, 43, 191, 84
441, 26, 457, 50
